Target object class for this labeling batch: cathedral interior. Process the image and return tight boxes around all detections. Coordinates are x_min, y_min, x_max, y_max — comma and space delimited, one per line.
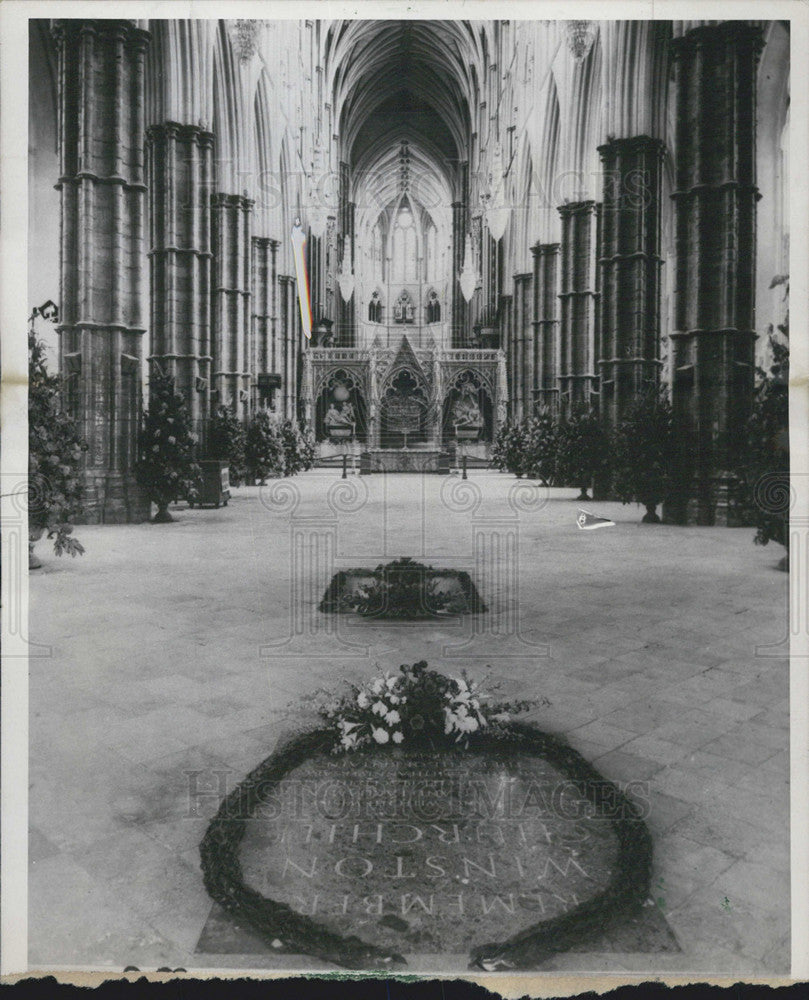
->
22, 16, 794, 975
28, 18, 790, 522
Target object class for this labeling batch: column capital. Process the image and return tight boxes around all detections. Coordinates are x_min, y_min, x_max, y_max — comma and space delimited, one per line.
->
597, 135, 666, 159
671, 20, 764, 57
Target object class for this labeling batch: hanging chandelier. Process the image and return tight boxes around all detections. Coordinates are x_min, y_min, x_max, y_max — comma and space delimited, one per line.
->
481, 143, 509, 242
459, 233, 479, 303
337, 234, 354, 302
566, 21, 596, 61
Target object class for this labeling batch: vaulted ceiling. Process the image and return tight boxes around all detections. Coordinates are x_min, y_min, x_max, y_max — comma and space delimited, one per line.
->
326, 20, 486, 169
326, 20, 485, 230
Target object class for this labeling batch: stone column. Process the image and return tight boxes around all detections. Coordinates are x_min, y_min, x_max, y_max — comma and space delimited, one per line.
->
513, 273, 532, 419
598, 136, 665, 429
211, 193, 253, 421
670, 22, 763, 525
451, 200, 466, 348
53, 19, 150, 523
557, 201, 601, 413
531, 243, 560, 412
252, 237, 279, 406
278, 275, 295, 419
499, 293, 513, 416
147, 122, 214, 449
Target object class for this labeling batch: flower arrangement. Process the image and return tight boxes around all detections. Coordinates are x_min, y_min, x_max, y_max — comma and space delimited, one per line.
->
312, 660, 534, 753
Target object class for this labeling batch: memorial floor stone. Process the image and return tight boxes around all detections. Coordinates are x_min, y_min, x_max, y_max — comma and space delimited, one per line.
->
206, 742, 648, 962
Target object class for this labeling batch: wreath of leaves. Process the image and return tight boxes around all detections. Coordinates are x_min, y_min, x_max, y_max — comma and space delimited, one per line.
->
319, 557, 486, 617
199, 723, 652, 971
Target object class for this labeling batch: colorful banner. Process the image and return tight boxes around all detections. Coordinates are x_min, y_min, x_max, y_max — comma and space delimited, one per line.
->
291, 219, 312, 340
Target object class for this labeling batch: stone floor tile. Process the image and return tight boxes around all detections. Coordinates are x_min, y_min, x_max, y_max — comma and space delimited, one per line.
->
589, 749, 665, 783
565, 719, 638, 750
699, 732, 782, 767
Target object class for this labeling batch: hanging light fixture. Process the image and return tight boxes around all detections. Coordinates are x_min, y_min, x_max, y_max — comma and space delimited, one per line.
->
566, 21, 596, 61
459, 233, 479, 303
482, 143, 509, 242
337, 234, 354, 302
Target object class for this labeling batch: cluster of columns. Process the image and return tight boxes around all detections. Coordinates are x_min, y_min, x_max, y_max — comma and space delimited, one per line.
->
503, 21, 762, 525
53, 19, 303, 523
53, 19, 151, 523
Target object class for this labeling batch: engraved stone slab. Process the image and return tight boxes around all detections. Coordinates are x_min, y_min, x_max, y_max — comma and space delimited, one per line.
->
238, 748, 620, 955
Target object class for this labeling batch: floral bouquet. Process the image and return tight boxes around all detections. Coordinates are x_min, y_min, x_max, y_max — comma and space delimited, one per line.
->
313, 660, 534, 753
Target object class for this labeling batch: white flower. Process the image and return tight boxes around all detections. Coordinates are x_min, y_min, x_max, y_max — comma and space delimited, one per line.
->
356, 692, 369, 709
388, 694, 401, 705
386, 709, 401, 725
386, 676, 398, 690
372, 700, 388, 716
392, 731, 404, 744
372, 727, 390, 744
371, 678, 385, 695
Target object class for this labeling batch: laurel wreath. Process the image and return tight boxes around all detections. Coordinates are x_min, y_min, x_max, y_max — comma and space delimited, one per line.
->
199, 723, 652, 970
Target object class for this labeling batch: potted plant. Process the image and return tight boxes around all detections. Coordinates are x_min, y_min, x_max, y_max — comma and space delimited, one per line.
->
245, 410, 286, 484
612, 387, 679, 523
207, 404, 246, 486
136, 368, 200, 522
523, 406, 559, 485
736, 277, 789, 565
28, 331, 86, 567
491, 419, 530, 477
281, 418, 316, 476
555, 405, 611, 501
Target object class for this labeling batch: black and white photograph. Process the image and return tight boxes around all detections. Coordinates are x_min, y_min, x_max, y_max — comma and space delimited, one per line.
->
1, 0, 807, 983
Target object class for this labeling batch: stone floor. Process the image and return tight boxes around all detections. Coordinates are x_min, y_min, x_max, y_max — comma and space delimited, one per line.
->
28, 472, 790, 974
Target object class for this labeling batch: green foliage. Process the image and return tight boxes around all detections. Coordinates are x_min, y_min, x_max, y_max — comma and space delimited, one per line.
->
28, 331, 86, 556
245, 410, 286, 482
491, 419, 530, 477
207, 405, 246, 485
137, 369, 200, 512
523, 407, 559, 484
555, 405, 611, 494
612, 387, 681, 514
738, 327, 790, 549
340, 558, 470, 619
280, 418, 316, 476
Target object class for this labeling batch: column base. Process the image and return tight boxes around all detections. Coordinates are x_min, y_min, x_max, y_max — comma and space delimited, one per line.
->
76, 473, 150, 524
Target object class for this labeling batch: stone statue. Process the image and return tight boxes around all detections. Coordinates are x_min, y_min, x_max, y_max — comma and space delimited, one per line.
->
325, 399, 355, 429
453, 384, 483, 427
